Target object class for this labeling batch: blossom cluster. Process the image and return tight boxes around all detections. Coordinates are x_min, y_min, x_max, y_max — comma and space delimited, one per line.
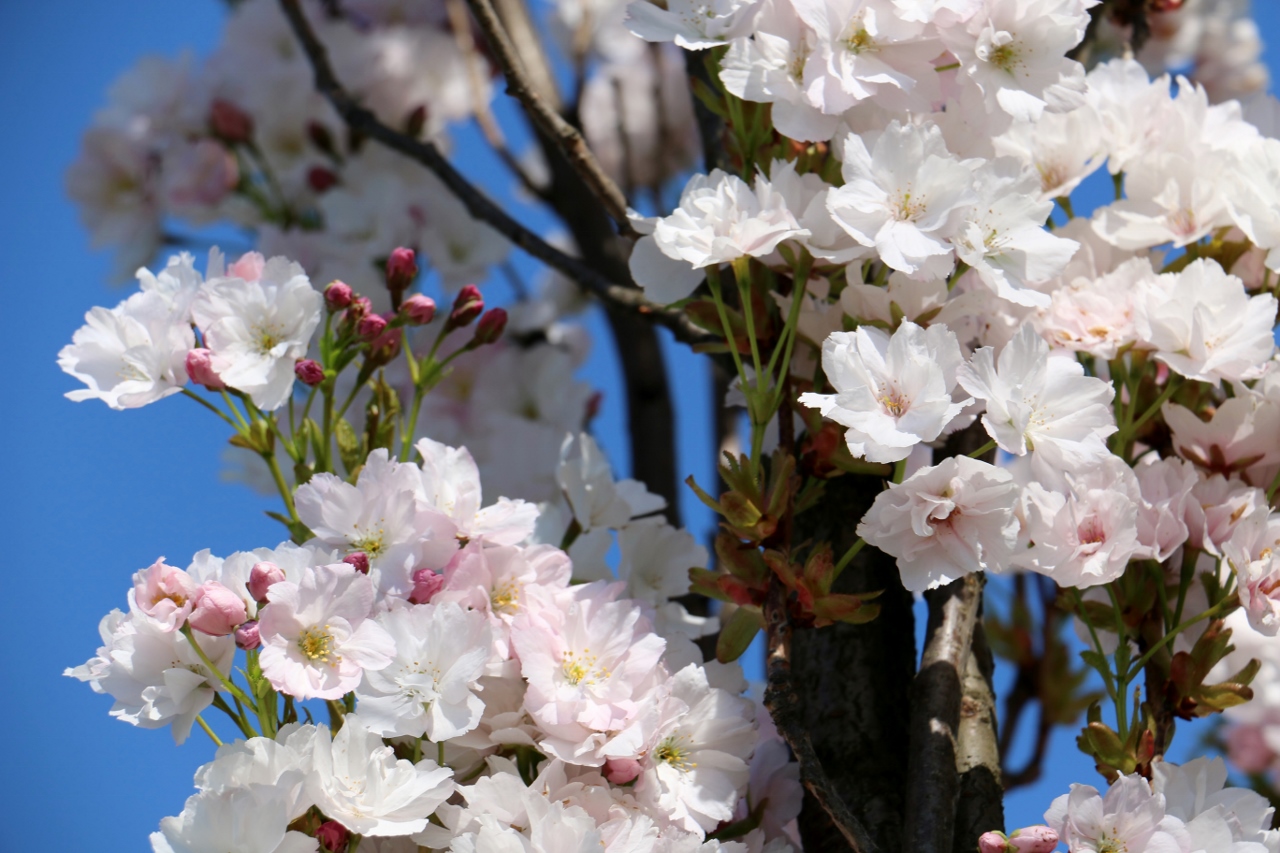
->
69, 432, 802, 852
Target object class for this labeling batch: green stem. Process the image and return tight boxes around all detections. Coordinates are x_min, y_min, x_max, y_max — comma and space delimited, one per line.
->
1126, 595, 1239, 681
892, 457, 908, 484
262, 451, 302, 527
195, 714, 224, 747
181, 389, 237, 427
220, 390, 251, 432
1172, 547, 1199, 630
182, 626, 259, 717
1104, 584, 1130, 738
1118, 376, 1182, 452
967, 439, 997, 459
1057, 196, 1075, 220
211, 694, 258, 740
832, 537, 866, 581
1071, 589, 1118, 705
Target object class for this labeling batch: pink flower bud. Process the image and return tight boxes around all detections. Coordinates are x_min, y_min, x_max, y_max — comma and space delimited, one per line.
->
344, 552, 370, 574
401, 294, 437, 325
469, 308, 508, 347
357, 313, 388, 341
445, 285, 484, 330
186, 348, 225, 391
1008, 826, 1058, 853
325, 281, 353, 311
295, 359, 325, 387
209, 98, 253, 144
604, 758, 643, 785
409, 568, 445, 604
188, 581, 248, 636
130, 558, 198, 631
978, 832, 1010, 853
235, 620, 261, 650
316, 820, 350, 853
386, 247, 418, 293
248, 561, 285, 603
347, 296, 373, 320
308, 166, 338, 193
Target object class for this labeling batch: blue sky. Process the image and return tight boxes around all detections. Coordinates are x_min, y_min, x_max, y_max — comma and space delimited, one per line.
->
2, 2, 1277, 850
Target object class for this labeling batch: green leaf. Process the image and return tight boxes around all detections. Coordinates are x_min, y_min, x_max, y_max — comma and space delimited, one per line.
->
335, 418, 363, 476
716, 607, 763, 663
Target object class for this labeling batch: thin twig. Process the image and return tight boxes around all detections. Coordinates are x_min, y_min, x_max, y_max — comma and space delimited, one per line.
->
764, 578, 881, 853
462, 0, 635, 233
276, 0, 706, 345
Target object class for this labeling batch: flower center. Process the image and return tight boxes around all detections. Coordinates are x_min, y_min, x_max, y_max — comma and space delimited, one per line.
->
253, 321, 285, 355
842, 23, 876, 55
152, 590, 187, 608
1078, 517, 1106, 546
490, 580, 519, 614
655, 735, 697, 771
892, 190, 926, 222
298, 625, 337, 664
351, 527, 387, 558
561, 649, 605, 686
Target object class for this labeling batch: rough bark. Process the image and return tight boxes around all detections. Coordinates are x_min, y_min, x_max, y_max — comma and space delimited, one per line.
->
791, 473, 915, 853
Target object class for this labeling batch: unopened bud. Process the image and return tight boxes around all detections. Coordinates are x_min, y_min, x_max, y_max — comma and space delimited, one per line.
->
324, 281, 353, 311
188, 581, 248, 636
401, 294, 437, 325
186, 348, 225, 391
385, 247, 418, 293
404, 104, 428, 137
308, 166, 338, 193
357, 313, 388, 341
295, 359, 325, 387
1008, 826, 1058, 853
978, 832, 1009, 853
409, 568, 445, 604
209, 98, 253, 144
603, 758, 642, 785
469, 307, 507, 347
316, 820, 350, 853
235, 620, 261, 651
445, 285, 484, 331
344, 552, 370, 574
247, 561, 285, 603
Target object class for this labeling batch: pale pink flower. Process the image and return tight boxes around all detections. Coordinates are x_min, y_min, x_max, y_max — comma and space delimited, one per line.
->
798, 322, 971, 464
1224, 512, 1280, 636
1134, 455, 1197, 563
625, 0, 759, 48
416, 437, 539, 546
128, 557, 198, 631
1184, 473, 1270, 557
1165, 395, 1280, 490
1034, 257, 1154, 360
187, 581, 248, 637
857, 456, 1021, 592
258, 564, 396, 700
1044, 774, 1187, 853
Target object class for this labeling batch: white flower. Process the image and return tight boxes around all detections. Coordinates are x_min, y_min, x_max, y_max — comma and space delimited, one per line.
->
356, 602, 493, 740
799, 322, 970, 464
1224, 512, 1280, 636
1135, 259, 1277, 386
826, 122, 975, 277
951, 159, 1078, 307
1152, 757, 1279, 848
1016, 454, 1146, 588
1034, 256, 1155, 360
1045, 773, 1188, 853
625, 0, 760, 49
194, 725, 317, 821
295, 449, 459, 596
258, 564, 396, 700
150, 788, 317, 853
957, 324, 1116, 468
190, 253, 323, 410
416, 437, 540, 546
1134, 455, 1197, 563
639, 169, 809, 298
557, 433, 666, 532
992, 105, 1105, 200
1227, 137, 1280, 273
59, 289, 193, 410
65, 609, 234, 744
618, 517, 709, 606
307, 716, 455, 836
636, 664, 756, 833
856, 456, 1021, 592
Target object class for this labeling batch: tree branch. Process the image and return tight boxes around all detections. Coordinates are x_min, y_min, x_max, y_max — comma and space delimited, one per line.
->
276, 0, 706, 344
462, 0, 635, 233
764, 579, 881, 853
954, 618, 1005, 851
903, 573, 984, 851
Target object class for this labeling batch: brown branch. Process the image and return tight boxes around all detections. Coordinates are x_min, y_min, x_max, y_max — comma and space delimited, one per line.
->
461, 0, 636, 234
276, 0, 706, 345
489, 0, 562, 110
764, 578, 881, 853
903, 573, 985, 851
954, 616, 1005, 851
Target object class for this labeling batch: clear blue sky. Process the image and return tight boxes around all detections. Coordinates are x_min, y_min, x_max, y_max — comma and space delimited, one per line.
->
2, 2, 1277, 850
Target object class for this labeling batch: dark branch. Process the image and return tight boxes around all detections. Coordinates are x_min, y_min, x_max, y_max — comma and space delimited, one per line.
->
903, 573, 985, 851
462, 0, 635, 233
764, 579, 881, 853
276, 0, 706, 344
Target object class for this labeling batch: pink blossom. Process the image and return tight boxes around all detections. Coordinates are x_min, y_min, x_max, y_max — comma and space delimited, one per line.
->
187, 581, 248, 636
247, 561, 285, 603
1226, 724, 1277, 774
401, 294, 436, 325
235, 620, 261, 651
385, 247, 418, 293
409, 568, 445, 604
129, 558, 198, 631
257, 564, 396, 700
294, 359, 324, 387
325, 281, 353, 311
185, 348, 225, 391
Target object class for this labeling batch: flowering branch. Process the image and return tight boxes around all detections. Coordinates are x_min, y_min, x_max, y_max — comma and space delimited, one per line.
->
275, 0, 707, 346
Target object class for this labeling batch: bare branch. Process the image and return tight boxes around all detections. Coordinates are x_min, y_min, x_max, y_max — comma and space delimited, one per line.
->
462, 0, 636, 234
954, 619, 1005, 851
764, 579, 882, 853
903, 573, 985, 851
276, 0, 707, 344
